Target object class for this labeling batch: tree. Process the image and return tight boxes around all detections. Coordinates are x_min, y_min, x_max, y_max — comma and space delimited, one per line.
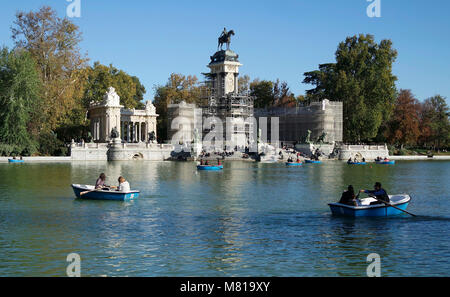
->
153, 73, 202, 142
419, 96, 450, 150
303, 34, 398, 142
250, 79, 274, 108
0, 48, 42, 155
83, 62, 146, 109
11, 6, 88, 132
385, 90, 421, 147
238, 74, 250, 93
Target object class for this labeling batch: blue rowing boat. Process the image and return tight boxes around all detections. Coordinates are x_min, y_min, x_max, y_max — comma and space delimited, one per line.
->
286, 162, 303, 166
329, 195, 411, 217
305, 160, 322, 164
8, 159, 24, 163
348, 162, 367, 165
376, 160, 396, 165
71, 184, 140, 201
197, 165, 223, 171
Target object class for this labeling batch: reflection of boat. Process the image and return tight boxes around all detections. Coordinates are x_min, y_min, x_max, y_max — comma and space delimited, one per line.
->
305, 160, 322, 164
376, 160, 395, 165
8, 159, 24, 163
71, 184, 140, 201
347, 161, 366, 165
286, 162, 303, 166
197, 165, 223, 171
329, 195, 411, 217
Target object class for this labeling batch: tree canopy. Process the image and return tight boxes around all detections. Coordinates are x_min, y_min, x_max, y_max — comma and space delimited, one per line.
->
303, 34, 398, 142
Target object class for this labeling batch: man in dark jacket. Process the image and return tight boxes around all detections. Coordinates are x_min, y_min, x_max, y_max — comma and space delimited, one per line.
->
339, 185, 357, 206
360, 182, 390, 205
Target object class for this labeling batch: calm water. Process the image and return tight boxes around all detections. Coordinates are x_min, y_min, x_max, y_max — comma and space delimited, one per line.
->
0, 160, 449, 277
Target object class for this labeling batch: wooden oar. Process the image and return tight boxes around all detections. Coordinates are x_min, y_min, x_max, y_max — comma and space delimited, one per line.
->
80, 189, 98, 196
369, 194, 416, 217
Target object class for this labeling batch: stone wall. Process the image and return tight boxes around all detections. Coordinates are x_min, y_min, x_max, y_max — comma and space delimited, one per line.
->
70, 141, 173, 161
338, 144, 389, 161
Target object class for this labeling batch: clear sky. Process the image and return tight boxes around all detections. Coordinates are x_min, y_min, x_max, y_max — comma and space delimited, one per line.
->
1, 0, 449, 103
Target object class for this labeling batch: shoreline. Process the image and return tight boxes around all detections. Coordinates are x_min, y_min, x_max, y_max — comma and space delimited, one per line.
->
1, 155, 450, 163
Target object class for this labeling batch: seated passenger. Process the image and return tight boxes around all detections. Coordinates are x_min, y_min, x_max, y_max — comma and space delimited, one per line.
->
339, 185, 357, 206
117, 176, 130, 192
95, 173, 107, 189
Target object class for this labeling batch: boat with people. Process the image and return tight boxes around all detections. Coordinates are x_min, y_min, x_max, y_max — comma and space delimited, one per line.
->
329, 194, 411, 217
197, 165, 224, 171
286, 162, 303, 166
375, 160, 396, 165
71, 184, 140, 201
347, 161, 367, 165
8, 159, 24, 163
305, 160, 322, 164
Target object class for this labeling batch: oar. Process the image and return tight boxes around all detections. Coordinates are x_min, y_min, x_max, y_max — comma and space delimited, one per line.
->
368, 194, 416, 217
80, 189, 98, 196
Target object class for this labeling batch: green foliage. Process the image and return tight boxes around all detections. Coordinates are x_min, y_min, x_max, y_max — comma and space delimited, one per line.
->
0, 47, 41, 155
83, 62, 146, 109
153, 73, 203, 142
38, 132, 68, 156
303, 34, 398, 142
250, 79, 295, 108
419, 95, 450, 149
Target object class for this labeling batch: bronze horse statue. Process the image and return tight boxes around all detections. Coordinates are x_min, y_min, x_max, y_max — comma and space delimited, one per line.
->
218, 30, 235, 51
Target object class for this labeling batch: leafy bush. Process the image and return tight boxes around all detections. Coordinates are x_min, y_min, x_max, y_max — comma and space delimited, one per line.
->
38, 132, 68, 156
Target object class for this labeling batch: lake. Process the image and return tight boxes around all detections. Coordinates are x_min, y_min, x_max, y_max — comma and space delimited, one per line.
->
0, 160, 449, 276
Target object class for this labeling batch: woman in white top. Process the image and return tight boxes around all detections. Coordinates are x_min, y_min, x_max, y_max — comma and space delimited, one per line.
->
117, 176, 131, 192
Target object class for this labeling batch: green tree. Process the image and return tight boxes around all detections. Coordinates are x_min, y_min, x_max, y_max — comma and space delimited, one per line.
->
303, 34, 398, 142
0, 48, 42, 155
153, 73, 202, 142
83, 62, 145, 109
419, 95, 450, 150
250, 79, 274, 108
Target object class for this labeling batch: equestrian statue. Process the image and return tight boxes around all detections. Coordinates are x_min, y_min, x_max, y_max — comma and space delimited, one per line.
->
218, 27, 235, 51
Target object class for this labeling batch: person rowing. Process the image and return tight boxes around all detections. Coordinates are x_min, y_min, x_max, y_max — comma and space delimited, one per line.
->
360, 182, 389, 205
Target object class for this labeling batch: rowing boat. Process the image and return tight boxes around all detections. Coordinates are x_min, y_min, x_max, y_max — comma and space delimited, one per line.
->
328, 195, 411, 217
8, 159, 24, 163
376, 160, 396, 165
71, 184, 140, 201
197, 165, 223, 171
286, 162, 303, 166
305, 160, 322, 164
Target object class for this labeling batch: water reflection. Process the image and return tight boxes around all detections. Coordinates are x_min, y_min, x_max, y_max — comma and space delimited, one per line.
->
0, 160, 449, 276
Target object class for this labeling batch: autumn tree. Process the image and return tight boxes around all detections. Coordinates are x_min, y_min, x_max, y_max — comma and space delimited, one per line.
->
11, 6, 88, 132
303, 34, 398, 142
385, 90, 421, 147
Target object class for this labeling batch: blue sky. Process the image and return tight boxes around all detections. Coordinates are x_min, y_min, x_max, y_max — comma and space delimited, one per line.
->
1, 0, 449, 103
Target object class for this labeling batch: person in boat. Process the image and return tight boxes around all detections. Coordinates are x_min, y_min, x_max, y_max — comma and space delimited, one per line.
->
362, 157, 366, 163
360, 182, 389, 205
95, 173, 108, 189
348, 158, 352, 163
339, 185, 357, 206
296, 158, 300, 163
117, 176, 130, 192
